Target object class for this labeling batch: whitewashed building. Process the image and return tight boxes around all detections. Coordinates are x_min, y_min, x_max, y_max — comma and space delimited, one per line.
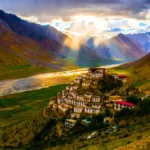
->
57, 98, 64, 104
92, 103, 101, 109
75, 100, 87, 107
65, 119, 77, 128
77, 95, 84, 101
84, 107, 100, 114
58, 103, 70, 112
114, 101, 134, 111
92, 96, 101, 102
82, 74, 88, 78
77, 76, 82, 80
82, 82, 90, 88
73, 85, 79, 90
84, 93, 92, 99
84, 107, 93, 114
71, 113, 80, 119
70, 92, 77, 98
74, 106, 83, 113
69, 86, 74, 92
66, 86, 70, 90
111, 74, 119, 79
91, 73, 103, 79
74, 79, 81, 84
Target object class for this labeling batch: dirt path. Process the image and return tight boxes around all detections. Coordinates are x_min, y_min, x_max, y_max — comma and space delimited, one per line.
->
43, 106, 50, 119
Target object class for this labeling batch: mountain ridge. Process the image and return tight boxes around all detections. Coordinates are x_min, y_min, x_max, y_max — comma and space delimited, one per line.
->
0, 10, 115, 68
86, 32, 150, 62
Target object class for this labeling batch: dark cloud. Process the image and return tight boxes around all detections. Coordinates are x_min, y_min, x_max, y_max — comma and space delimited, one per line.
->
0, 0, 150, 21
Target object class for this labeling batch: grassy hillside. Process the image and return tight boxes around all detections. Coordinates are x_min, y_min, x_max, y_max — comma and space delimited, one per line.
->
109, 53, 150, 91
45, 115, 150, 150
0, 80, 149, 149
0, 84, 68, 129
0, 65, 54, 81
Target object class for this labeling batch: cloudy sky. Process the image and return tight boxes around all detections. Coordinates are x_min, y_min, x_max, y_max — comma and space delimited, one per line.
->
0, 0, 150, 41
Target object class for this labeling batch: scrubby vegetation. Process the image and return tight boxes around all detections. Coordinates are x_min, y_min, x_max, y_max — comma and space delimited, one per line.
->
0, 84, 68, 126
114, 96, 150, 123
98, 75, 123, 93
126, 95, 141, 105
77, 74, 123, 96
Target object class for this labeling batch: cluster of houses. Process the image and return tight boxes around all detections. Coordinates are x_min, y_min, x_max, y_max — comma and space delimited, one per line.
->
57, 68, 107, 117
49, 68, 133, 128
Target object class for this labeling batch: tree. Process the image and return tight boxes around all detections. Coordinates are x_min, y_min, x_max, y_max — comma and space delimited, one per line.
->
114, 108, 132, 123
93, 113, 104, 124
139, 96, 150, 114
126, 95, 141, 105
105, 108, 113, 118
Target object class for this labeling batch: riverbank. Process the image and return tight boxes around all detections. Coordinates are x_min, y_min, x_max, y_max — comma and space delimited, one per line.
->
0, 64, 121, 96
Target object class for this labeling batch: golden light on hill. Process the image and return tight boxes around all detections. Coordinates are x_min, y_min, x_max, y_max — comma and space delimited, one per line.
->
64, 37, 81, 51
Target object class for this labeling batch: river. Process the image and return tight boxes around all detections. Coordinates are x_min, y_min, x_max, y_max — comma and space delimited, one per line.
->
0, 64, 120, 96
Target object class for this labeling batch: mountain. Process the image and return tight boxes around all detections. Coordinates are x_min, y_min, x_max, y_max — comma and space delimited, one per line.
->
0, 10, 102, 59
113, 52, 150, 90
86, 36, 108, 49
121, 52, 150, 69
86, 33, 150, 63
0, 10, 118, 68
127, 32, 150, 53
0, 18, 69, 69
0, 10, 72, 57
95, 33, 149, 62
1, 9, 149, 71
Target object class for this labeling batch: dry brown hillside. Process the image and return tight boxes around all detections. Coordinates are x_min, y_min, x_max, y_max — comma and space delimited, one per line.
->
0, 19, 64, 68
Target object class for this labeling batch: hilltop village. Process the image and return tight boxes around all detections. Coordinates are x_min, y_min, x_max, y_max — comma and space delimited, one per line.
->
49, 68, 135, 128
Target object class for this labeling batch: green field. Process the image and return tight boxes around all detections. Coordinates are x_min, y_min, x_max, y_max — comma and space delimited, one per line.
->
0, 57, 80, 81
0, 65, 58, 81
0, 84, 68, 129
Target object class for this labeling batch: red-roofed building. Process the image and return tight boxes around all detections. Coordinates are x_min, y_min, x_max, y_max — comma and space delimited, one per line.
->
119, 75, 127, 78
114, 100, 135, 111
119, 74, 127, 83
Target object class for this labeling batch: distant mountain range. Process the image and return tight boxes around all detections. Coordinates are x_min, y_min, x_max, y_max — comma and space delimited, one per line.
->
86, 33, 150, 62
0, 10, 122, 68
0, 10, 150, 70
